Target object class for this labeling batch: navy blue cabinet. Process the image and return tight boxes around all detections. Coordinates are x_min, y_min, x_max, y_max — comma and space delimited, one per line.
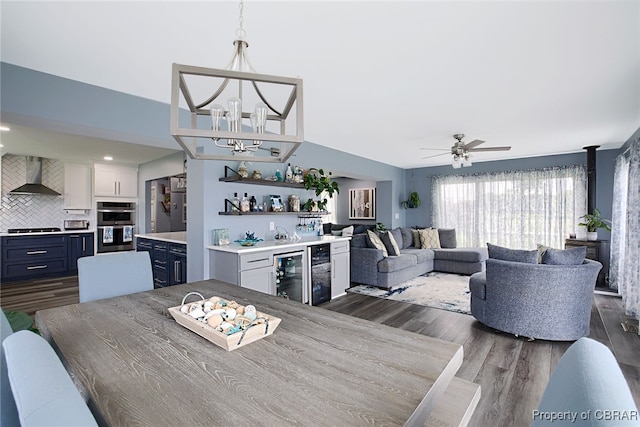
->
68, 232, 95, 273
1, 235, 69, 281
152, 241, 169, 288
168, 243, 187, 286
136, 238, 186, 288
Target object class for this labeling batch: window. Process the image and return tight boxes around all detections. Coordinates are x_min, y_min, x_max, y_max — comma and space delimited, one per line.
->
431, 166, 586, 249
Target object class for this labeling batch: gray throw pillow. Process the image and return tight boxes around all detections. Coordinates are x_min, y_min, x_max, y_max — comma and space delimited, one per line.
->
487, 243, 538, 264
542, 246, 587, 265
437, 229, 457, 249
399, 227, 413, 249
380, 231, 400, 256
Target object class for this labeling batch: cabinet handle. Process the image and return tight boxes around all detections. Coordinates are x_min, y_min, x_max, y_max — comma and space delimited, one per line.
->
248, 258, 269, 263
118, 181, 121, 194
115, 182, 117, 194
82, 237, 86, 252
27, 265, 47, 270
174, 260, 180, 282
26, 250, 47, 255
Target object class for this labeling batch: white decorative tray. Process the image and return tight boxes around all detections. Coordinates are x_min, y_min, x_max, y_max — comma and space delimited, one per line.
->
168, 292, 281, 351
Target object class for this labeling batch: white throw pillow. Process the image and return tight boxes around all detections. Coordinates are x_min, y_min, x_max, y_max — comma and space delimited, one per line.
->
366, 230, 388, 257
419, 228, 441, 249
341, 226, 354, 236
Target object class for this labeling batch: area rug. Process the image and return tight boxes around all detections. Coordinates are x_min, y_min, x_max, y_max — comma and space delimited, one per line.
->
347, 272, 472, 315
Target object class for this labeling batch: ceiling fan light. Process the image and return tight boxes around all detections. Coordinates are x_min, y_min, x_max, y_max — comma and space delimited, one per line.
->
462, 154, 472, 167
452, 156, 462, 169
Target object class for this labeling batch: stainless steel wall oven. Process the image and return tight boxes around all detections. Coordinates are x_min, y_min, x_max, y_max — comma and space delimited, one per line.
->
97, 201, 136, 253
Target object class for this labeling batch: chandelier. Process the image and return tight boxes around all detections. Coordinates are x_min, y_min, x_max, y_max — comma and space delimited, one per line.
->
170, 1, 303, 163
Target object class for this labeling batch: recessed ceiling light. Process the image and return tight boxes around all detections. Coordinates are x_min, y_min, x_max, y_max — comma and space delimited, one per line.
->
103, 156, 113, 161
0, 126, 10, 131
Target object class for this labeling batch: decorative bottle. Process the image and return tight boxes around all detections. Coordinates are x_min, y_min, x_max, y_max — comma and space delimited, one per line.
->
249, 195, 257, 212
240, 193, 250, 213
285, 163, 293, 183
231, 192, 240, 212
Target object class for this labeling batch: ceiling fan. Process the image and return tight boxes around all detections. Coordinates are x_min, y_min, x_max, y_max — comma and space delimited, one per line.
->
420, 134, 511, 168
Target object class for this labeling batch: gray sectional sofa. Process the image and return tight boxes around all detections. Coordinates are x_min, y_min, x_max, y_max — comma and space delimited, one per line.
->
350, 228, 488, 289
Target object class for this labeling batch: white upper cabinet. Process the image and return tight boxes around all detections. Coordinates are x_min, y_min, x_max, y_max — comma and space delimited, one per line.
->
94, 164, 138, 198
64, 163, 92, 210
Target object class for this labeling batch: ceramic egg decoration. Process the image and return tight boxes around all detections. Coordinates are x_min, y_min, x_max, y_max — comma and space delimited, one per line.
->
222, 308, 237, 321
180, 305, 189, 314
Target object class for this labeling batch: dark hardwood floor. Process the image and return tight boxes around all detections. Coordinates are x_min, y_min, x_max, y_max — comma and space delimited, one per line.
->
2, 276, 639, 426
322, 291, 640, 427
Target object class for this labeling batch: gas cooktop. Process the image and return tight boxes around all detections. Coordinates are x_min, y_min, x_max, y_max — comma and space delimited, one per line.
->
7, 227, 62, 234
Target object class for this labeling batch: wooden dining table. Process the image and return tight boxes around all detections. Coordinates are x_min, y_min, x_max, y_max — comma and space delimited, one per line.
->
35, 279, 470, 426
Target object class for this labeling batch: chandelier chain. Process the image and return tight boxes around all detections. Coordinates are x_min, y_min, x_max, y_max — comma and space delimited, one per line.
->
236, 0, 246, 39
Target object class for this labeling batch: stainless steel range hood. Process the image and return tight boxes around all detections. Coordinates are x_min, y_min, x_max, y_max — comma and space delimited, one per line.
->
9, 156, 61, 196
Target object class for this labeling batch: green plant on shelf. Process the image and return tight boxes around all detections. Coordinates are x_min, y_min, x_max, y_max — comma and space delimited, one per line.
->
303, 168, 339, 213
578, 208, 611, 232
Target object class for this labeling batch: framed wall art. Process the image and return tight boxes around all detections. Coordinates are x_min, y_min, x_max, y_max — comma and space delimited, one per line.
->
349, 188, 376, 219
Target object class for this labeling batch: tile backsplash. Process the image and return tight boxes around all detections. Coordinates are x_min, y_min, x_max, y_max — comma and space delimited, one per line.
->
0, 154, 92, 231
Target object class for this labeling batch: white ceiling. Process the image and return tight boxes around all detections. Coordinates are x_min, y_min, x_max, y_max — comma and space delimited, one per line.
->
1, 1, 638, 168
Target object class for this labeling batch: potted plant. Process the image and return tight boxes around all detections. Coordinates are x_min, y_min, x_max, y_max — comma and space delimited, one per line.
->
375, 222, 388, 232
303, 168, 339, 213
401, 191, 421, 209
578, 208, 611, 241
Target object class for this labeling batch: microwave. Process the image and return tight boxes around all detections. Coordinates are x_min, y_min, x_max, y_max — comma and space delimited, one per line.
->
97, 201, 135, 226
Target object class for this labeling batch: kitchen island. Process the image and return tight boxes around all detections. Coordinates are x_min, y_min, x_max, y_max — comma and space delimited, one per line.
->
134, 231, 186, 244
135, 232, 187, 288
35, 279, 476, 426
208, 236, 350, 304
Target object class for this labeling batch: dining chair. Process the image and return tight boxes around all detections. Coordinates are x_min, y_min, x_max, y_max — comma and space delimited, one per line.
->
1, 309, 20, 427
78, 251, 154, 303
3, 330, 98, 426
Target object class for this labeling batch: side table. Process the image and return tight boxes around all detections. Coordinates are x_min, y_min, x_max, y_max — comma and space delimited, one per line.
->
565, 239, 610, 289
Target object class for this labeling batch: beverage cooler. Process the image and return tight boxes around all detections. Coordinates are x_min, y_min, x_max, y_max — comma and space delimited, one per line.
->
309, 244, 331, 306
274, 251, 307, 304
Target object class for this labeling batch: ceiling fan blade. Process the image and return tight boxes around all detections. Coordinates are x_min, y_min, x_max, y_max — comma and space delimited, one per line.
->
468, 146, 512, 152
462, 139, 484, 150
419, 147, 451, 151
421, 152, 450, 160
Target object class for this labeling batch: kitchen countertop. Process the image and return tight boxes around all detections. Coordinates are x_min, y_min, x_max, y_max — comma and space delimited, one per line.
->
207, 235, 350, 254
0, 229, 96, 237
135, 232, 187, 245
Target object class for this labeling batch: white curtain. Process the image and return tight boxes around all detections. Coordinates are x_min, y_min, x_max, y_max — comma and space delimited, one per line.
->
431, 166, 586, 249
610, 137, 640, 322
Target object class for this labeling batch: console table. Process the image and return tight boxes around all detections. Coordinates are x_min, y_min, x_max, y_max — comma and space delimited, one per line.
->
35, 279, 479, 426
565, 239, 610, 289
